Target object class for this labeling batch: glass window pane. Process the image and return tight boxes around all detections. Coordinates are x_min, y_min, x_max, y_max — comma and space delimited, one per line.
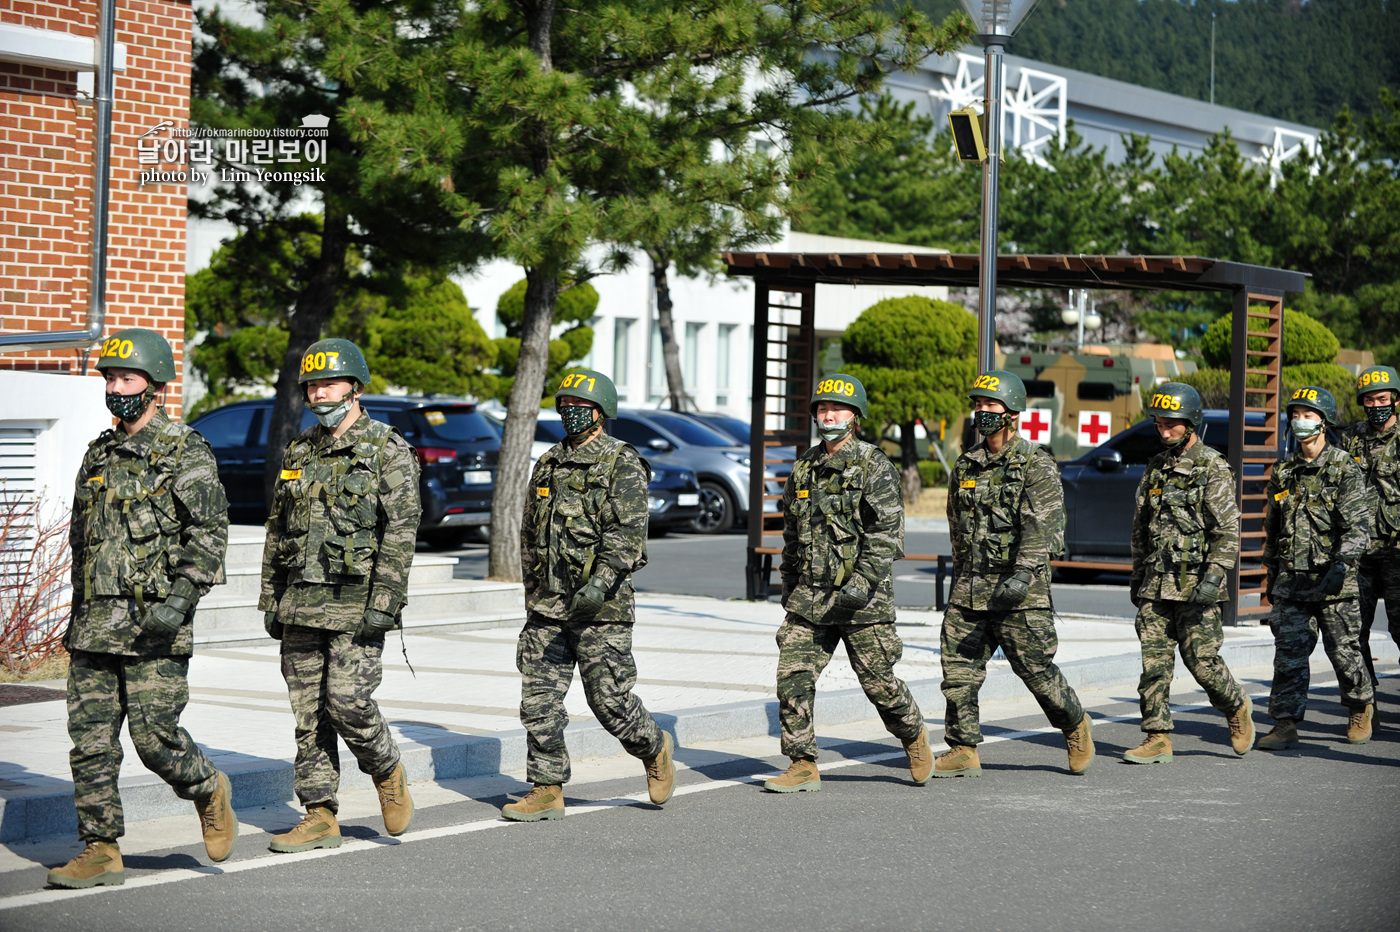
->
192, 406, 255, 448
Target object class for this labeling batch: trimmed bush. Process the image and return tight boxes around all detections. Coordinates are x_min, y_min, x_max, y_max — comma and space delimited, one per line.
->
1176, 368, 1232, 409
1199, 308, 1340, 369
1176, 363, 1361, 424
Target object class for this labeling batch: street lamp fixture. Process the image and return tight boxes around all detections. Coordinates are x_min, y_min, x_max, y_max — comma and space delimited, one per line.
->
948, 106, 988, 163
958, 0, 1043, 372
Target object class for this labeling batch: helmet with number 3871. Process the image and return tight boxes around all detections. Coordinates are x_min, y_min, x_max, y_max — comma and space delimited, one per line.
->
809, 374, 868, 418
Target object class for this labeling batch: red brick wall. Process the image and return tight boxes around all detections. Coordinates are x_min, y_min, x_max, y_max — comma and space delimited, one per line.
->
0, 0, 192, 417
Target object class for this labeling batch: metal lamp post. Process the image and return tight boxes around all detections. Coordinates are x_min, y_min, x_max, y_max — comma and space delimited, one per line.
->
958, 0, 1042, 372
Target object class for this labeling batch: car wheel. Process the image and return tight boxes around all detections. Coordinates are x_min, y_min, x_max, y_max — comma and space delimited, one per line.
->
690, 481, 734, 535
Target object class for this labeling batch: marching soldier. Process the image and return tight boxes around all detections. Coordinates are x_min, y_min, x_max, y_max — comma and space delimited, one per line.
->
503, 369, 675, 821
1342, 365, 1400, 713
49, 329, 236, 889
938, 370, 1094, 777
1125, 383, 1254, 763
1259, 386, 1375, 749
261, 339, 419, 850
765, 374, 932, 793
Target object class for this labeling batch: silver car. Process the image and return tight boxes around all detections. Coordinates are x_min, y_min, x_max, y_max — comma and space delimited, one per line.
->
612, 409, 756, 534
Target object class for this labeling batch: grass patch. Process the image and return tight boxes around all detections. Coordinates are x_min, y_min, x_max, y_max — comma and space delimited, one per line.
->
0, 650, 69, 684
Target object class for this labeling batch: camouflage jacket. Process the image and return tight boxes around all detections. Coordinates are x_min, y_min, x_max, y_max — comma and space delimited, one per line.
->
947, 434, 1063, 610
68, 410, 229, 657
260, 412, 421, 631
1341, 420, 1400, 553
1263, 442, 1371, 601
521, 432, 649, 623
780, 438, 903, 625
1130, 439, 1240, 602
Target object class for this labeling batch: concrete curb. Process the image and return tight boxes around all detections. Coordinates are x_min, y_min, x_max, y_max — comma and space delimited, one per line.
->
3, 635, 1394, 843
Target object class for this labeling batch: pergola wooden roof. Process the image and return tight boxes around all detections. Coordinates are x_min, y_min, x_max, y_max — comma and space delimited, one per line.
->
722, 251, 1307, 295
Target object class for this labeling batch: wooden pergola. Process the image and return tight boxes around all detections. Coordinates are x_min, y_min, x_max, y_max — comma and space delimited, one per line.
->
724, 251, 1308, 626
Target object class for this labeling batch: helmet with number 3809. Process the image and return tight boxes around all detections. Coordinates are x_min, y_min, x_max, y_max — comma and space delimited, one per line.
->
809, 374, 868, 418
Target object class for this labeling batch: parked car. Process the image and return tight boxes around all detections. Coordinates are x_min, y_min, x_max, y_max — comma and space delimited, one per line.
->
190, 395, 500, 546
677, 410, 798, 466
1059, 408, 1270, 565
530, 411, 703, 532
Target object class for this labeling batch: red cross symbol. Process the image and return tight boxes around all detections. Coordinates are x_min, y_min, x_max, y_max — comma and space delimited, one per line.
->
1078, 411, 1111, 446
1020, 408, 1050, 442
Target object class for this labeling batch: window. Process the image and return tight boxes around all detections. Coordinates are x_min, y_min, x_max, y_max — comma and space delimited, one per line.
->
649, 320, 665, 402
1110, 424, 1167, 465
581, 316, 600, 368
614, 318, 633, 392
684, 322, 704, 385
644, 412, 733, 447
193, 406, 256, 448
414, 407, 495, 442
1078, 382, 1118, 402
610, 416, 665, 448
717, 324, 736, 406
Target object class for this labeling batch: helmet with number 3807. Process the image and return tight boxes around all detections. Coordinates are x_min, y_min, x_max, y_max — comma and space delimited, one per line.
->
298, 338, 371, 386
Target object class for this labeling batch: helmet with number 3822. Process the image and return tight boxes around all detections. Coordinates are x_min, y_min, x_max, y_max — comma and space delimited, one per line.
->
94, 328, 176, 384
966, 370, 1026, 413
297, 338, 371, 386
809, 374, 868, 419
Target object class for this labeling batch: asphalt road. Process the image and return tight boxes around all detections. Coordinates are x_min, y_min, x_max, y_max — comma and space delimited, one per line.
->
4, 677, 1397, 931
440, 530, 1393, 630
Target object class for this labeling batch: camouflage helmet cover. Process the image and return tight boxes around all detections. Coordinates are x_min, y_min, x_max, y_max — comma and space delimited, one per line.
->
1146, 381, 1205, 431
809, 373, 868, 418
1287, 385, 1338, 426
1356, 365, 1400, 402
94, 328, 176, 384
298, 338, 371, 386
967, 370, 1027, 413
554, 368, 619, 419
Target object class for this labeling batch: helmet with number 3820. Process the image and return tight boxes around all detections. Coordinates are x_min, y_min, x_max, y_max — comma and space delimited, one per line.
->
298, 338, 371, 386
94, 328, 176, 384
809, 374, 868, 419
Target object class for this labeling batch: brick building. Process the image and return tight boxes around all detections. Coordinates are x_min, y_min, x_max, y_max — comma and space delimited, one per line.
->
0, 0, 191, 507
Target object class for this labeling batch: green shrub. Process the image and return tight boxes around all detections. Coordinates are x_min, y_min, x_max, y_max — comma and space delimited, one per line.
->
917, 460, 946, 488
1175, 368, 1232, 409
1199, 308, 1340, 369
1283, 363, 1362, 425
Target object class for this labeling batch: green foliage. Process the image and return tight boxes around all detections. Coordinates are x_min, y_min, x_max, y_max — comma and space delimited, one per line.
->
496, 280, 599, 338
1283, 363, 1363, 426
489, 279, 596, 402
841, 296, 979, 439
1175, 368, 1231, 410
902, 0, 1400, 128
917, 459, 946, 488
1199, 308, 1340, 369
365, 276, 498, 397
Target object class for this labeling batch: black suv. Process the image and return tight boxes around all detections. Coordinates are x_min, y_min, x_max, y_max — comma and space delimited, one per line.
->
190, 395, 500, 545
1059, 408, 1270, 563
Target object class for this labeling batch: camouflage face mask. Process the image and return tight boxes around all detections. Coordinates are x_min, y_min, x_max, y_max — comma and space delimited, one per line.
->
1367, 404, 1395, 427
104, 386, 154, 422
560, 404, 598, 437
309, 399, 353, 429
816, 418, 856, 443
973, 410, 1010, 436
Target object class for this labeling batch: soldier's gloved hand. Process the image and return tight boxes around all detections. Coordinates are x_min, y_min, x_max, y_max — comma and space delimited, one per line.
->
1129, 578, 1144, 609
1319, 562, 1347, 597
1187, 570, 1226, 606
780, 580, 794, 609
570, 578, 609, 619
836, 576, 871, 612
357, 608, 397, 639
143, 594, 192, 636
992, 569, 1034, 608
264, 610, 284, 640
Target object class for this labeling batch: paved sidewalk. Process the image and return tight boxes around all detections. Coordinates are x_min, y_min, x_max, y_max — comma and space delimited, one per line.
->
2, 592, 1394, 843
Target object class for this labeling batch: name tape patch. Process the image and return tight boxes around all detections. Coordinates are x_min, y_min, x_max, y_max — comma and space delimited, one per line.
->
280, 469, 302, 481
959, 480, 976, 489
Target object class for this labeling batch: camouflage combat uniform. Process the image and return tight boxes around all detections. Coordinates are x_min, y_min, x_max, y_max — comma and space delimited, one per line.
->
1263, 444, 1375, 722
517, 431, 663, 786
1129, 440, 1246, 732
66, 410, 228, 842
943, 434, 1084, 746
1342, 418, 1400, 689
776, 437, 923, 762
260, 413, 421, 812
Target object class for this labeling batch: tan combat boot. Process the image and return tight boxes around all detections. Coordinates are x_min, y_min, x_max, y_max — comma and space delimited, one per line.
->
502, 784, 565, 821
903, 726, 934, 785
763, 759, 821, 793
47, 841, 124, 889
1256, 719, 1299, 751
1346, 704, 1374, 745
194, 770, 238, 862
269, 806, 342, 852
644, 732, 676, 805
1123, 732, 1173, 764
932, 745, 982, 778
1227, 695, 1255, 755
1065, 713, 1095, 774
374, 762, 414, 836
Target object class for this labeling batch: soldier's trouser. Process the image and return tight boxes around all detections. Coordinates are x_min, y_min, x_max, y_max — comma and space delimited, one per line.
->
1267, 597, 1375, 723
280, 625, 400, 813
1135, 599, 1245, 732
940, 605, 1084, 747
1356, 551, 1400, 689
775, 615, 924, 761
516, 614, 663, 786
66, 650, 219, 842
